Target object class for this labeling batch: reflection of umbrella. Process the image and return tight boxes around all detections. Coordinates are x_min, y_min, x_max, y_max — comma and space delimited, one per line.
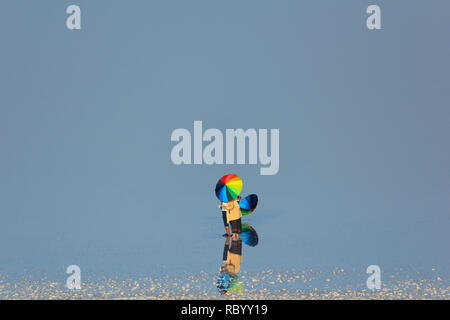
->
228, 275, 244, 294
216, 272, 243, 295
216, 271, 230, 295
240, 223, 259, 247
215, 174, 242, 202
239, 194, 258, 215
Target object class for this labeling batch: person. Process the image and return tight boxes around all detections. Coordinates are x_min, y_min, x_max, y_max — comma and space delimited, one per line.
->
220, 201, 231, 237
220, 196, 242, 240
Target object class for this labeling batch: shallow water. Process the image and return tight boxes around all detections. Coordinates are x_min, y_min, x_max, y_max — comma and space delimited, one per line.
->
1, 269, 448, 300
1, 211, 449, 299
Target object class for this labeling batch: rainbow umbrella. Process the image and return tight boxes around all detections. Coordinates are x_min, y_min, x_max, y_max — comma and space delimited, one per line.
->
215, 174, 242, 202
240, 223, 259, 247
239, 194, 258, 215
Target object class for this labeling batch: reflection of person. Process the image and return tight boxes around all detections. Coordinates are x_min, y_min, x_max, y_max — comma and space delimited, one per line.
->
224, 238, 242, 274
220, 196, 242, 240
217, 236, 243, 295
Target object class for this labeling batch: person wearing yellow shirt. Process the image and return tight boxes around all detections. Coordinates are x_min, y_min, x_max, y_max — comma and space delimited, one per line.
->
220, 196, 242, 240
220, 201, 231, 237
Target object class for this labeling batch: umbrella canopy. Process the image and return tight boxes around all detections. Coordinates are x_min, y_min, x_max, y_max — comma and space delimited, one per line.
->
215, 174, 242, 202
240, 223, 259, 247
239, 194, 258, 215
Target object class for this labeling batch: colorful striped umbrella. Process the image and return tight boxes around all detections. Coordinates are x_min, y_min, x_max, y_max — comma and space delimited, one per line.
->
239, 194, 258, 215
215, 174, 242, 202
